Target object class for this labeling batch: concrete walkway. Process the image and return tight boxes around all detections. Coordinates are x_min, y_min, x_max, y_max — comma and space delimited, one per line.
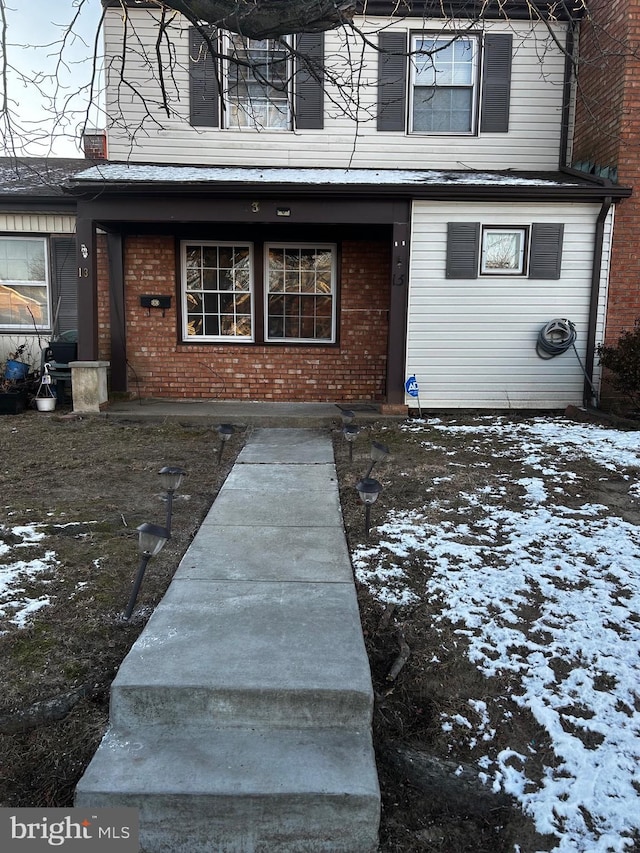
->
75, 428, 380, 852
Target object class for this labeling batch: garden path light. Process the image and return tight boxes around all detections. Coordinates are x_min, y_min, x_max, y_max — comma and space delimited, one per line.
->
124, 522, 170, 620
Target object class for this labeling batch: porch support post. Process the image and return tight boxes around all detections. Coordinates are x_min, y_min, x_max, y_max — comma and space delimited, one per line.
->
107, 232, 127, 392
385, 216, 411, 409
75, 209, 98, 361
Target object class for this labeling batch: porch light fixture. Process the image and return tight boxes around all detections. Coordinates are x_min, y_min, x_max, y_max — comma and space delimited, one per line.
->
343, 424, 359, 462
365, 441, 390, 478
355, 478, 383, 538
158, 465, 186, 531
216, 424, 235, 463
124, 522, 171, 620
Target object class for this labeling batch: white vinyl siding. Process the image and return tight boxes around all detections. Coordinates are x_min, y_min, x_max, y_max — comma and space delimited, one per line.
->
103, 9, 567, 171
0, 214, 75, 234
406, 201, 612, 409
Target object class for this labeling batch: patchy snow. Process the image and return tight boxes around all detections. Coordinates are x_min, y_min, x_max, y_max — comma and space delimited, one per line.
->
353, 416, 640, 853
72, 163, 579, 189
0, 523, 57, 632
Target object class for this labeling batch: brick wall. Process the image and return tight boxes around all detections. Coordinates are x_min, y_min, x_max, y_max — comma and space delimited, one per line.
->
573, 0, 640, 346
573, 0, 627, 172
98, 234, 391, 401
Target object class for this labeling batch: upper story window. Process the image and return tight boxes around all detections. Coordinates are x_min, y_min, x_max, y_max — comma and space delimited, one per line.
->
378, 31, 512, 135
0, 237, 49, 329
225, 36, 291, 131
411, 36, 478, 134
190, 29, 324, 131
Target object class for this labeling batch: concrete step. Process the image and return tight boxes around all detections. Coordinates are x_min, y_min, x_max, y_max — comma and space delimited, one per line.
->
109, 579, 374, 731
75, 725, 380, 853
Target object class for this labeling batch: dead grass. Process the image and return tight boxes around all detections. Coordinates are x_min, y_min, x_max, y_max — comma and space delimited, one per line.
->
0, 412, 243, 808
332, 415, 640, 853
1, 410, 638, 851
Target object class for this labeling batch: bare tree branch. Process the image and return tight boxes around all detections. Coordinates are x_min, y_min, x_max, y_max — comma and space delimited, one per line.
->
161, 0, 358, 39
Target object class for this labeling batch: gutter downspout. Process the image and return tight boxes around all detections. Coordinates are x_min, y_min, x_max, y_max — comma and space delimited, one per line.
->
584, 195, 613, 408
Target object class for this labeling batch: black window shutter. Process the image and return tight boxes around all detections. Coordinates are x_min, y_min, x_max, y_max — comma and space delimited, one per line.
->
480, 33, 512, 134
529, 223, 564, 280
377, 31, 407, 132
295, 33, 324, 129
446, 223, 480, 279
189, 27, 220, 128
50, 237, 78, 335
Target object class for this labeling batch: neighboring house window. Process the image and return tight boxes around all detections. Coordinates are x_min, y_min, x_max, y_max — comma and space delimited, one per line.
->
480, 227, 528, 275
411, 35, 478, 133
378, 31, 512, 134
189, 28, 324, 130
182, 242, 253, 341
0, 236, 49, 328
446, 222, 564, 280
265, 244, 336, 343
225, 35, 291, 130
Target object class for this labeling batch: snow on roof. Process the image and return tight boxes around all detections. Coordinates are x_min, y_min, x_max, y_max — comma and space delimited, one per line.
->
71, 163, 584, 189
0, 157, 87, 196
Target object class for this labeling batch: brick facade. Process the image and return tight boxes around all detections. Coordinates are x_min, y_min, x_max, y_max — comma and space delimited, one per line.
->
573, 0, 640, 345
97, 234, 391, 402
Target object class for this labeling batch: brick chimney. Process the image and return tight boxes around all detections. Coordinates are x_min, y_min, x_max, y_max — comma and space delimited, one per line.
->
82, 129, 107, 160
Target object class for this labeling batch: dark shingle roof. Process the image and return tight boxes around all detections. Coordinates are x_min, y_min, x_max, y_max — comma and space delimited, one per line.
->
0, 157, 88, 202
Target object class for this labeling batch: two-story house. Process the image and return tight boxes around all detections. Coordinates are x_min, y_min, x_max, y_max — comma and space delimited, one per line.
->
65, 0, 630, 410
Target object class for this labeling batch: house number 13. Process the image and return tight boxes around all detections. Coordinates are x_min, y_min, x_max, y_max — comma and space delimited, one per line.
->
78, 267, 89, 277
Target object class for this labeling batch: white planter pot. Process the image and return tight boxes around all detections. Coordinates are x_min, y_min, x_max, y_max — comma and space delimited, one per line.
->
35, 397, 56, 412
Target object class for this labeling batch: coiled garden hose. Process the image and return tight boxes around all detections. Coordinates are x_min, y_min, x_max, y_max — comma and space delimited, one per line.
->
536, 318, 598, 405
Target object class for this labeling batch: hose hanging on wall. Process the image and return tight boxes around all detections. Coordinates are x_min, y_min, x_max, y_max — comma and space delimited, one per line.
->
536, 319, 599, 405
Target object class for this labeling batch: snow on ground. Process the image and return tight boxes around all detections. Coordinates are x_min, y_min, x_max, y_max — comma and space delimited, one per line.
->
354, 416, 640, 853
0, 523, 57, 632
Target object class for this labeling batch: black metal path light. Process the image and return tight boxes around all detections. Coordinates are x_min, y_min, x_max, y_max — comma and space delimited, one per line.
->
340, 409, 355, 426
355, 477, 383, 538
124, 522, 170, 620
343, 424, 359, 462
158, 465, 186, 532
365, 441, 390, 478
216, 424, 235, 463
